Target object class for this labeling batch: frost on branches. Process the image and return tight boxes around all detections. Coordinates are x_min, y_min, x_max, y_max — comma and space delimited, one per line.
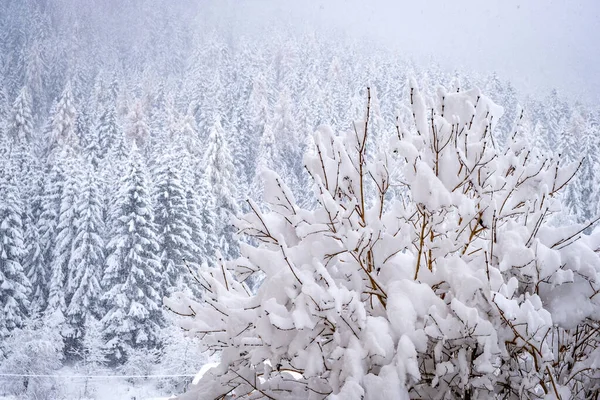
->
166, 82, 600, 399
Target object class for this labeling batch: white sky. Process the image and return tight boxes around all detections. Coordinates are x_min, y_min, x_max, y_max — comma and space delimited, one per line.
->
290, 0, 600, 103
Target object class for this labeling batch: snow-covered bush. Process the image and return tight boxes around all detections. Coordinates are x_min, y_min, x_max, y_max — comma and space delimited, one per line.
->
119, 346, 159, 383
0, 316, 64, 400
166, 82, 600, 399
156, 324, 207, 393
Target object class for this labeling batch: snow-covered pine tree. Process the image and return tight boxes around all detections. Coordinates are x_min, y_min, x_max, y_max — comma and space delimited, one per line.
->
199, 186, 219, 264
166, 83, 600, 399
36, 158, 65, 313
197, 72, 224, 140
24, 196, 46, 313
7, 86, 33, 145
178, 144, 206, 270
178, 105, 202, 159
575, 114, 600, 224
65, 167, 105, 353
47, 151, 82, 335
0, 170, 30, 338
84, 121, 102, 169
5, 86, 36, 202
562, 106, 588, 221
0, 82, 8, 140
240, 74, 270, 187
270, 87, 311, 205
96, 78, 121, 162
101, 143, 164, 364
47, 82, 78, 160
544, 89, 570, 150
203, 115, 240, 259
125, 99, 150, 151
251, 122, 276, 200
153, 149, 196, 294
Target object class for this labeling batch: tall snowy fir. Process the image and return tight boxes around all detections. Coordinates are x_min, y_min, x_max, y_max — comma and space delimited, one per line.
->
101, 144, 163, 365
47, 82, 78, 159
153, 150, 197, 294
65, 168, 105, 354
203, 115, 240, 259
0, 171, 30, 339
46, 151, 81, 328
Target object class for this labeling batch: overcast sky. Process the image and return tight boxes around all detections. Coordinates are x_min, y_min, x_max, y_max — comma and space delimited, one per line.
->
296, 0, 600, 103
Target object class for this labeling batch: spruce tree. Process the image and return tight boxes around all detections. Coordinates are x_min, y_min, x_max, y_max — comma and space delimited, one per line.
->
0, 83, 8, 139
24, 207, 46, 313
203, 115, 240, 259
47, 154, 81, 324
0, 171, 30, 338
96, 80, 121, 162
6, 86, 35, 201
37, 155, 66, 294
65, 167, 105, 352
101, 144, 163, 364
125, 99, 150, 151
7, 86, 33, 145
47, 82, 78, 160
153, 150, 195, 294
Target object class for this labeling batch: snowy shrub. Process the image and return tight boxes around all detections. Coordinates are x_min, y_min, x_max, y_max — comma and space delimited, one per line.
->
119, 346, 159, 384
0, 317, 64, 400
166, 82, 600, 399
156, 324, 207, 393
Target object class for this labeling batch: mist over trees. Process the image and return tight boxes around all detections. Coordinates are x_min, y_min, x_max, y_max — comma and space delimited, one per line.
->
0, 0, 598, 399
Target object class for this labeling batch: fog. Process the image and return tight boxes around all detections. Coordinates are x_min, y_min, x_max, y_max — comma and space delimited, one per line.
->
251, 0, 600, 102
13, 0, 598, 102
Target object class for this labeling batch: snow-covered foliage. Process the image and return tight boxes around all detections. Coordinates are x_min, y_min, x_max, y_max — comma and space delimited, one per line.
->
167, 84, 600, 399
0, 316, 64, 400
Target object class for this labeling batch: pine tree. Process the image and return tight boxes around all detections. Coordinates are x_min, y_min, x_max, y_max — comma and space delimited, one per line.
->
47, 82, 78, 160
153, 150, 196, 294
96, 79, 121, 162
180, 154, 206, 272
203, 115, 240, 259
0, 83, 8, 139
197, 72, 224, 139
0, 171, 30, 338
101, 144, 163, 364
65, 167, 105, 352
24, 207, 46, 313
239, 74, 269, 185
576, 114, 600, 223
125, 99, 150, 151
251, 122, 276, 200
271, 88, 304, 199
37, 154, 66, 296
200, 186, 219, 263
562, 107, 587, 220
6, 86, 36, 202
7, 86, 33, 145
47, 154, 81, 327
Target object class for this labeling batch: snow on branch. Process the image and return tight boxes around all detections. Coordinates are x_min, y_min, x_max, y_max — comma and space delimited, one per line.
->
167, 81, 600, 400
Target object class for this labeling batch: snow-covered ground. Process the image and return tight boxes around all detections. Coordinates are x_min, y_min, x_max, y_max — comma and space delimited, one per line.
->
0, 366, 186, 400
